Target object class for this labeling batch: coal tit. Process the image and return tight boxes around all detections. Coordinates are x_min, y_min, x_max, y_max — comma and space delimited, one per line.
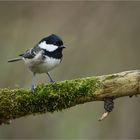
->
8, 34, 66, 92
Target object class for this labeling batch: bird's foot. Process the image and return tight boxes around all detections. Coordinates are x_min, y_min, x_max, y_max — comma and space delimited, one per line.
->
31, 84, 36, 93
50, 79, 56, 84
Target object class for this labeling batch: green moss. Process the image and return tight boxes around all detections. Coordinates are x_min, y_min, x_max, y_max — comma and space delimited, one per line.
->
32, 77, 101, 113
0, 77, 101, 124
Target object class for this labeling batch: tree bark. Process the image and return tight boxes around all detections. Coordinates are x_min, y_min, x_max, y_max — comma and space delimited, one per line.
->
0, 70, 140, 124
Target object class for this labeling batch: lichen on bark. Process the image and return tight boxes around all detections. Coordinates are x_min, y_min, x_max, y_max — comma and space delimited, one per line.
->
0, 77, 100, 124
0, 70, 140, 124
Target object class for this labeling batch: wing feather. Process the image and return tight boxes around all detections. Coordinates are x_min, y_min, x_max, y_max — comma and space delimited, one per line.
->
20, 45, 42, 59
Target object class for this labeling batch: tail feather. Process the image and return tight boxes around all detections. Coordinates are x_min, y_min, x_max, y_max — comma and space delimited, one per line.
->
8, 57, 22, 63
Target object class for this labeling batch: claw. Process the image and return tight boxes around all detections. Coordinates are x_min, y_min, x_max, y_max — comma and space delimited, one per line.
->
31, 84, 36, 92
50, 79, 56, 84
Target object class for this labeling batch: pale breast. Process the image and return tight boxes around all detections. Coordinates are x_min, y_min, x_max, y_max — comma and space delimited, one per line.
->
37, 56, 61, 73
24, 54, 61, 73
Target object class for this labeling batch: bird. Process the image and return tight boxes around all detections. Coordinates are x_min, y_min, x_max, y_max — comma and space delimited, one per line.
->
8, 34, 66, 92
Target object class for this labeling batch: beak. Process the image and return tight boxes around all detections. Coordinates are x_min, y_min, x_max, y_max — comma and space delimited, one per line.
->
60, 45, 66, 49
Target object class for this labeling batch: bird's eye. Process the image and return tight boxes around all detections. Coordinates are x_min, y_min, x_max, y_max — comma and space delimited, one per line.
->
55, 40, 63, 46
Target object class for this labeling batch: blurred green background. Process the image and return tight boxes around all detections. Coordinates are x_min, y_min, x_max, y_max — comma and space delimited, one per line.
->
0, 1, 140, 139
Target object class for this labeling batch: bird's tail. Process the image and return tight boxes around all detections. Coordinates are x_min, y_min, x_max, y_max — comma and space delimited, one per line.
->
8, 57, 23, 63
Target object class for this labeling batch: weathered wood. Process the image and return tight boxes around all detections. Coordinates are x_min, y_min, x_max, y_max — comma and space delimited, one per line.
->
0, 70, 139, 124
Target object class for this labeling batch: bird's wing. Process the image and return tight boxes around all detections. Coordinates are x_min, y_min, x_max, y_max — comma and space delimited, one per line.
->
19, 45, 43, 59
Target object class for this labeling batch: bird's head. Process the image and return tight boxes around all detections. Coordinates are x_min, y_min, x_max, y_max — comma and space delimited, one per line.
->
38, 34, 66, 53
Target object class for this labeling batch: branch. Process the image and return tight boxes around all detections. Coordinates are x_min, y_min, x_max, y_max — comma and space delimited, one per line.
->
0, 70, 140, 124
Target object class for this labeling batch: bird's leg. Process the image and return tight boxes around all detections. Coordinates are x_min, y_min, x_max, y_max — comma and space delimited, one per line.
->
31, 72, 36, 92
47, 72, 55, 84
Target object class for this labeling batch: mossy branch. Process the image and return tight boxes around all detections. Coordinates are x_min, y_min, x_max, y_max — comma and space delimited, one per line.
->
0, 70, 140, 124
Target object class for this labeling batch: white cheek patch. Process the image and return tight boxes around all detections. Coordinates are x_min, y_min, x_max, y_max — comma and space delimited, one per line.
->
38, 41, 58, 52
